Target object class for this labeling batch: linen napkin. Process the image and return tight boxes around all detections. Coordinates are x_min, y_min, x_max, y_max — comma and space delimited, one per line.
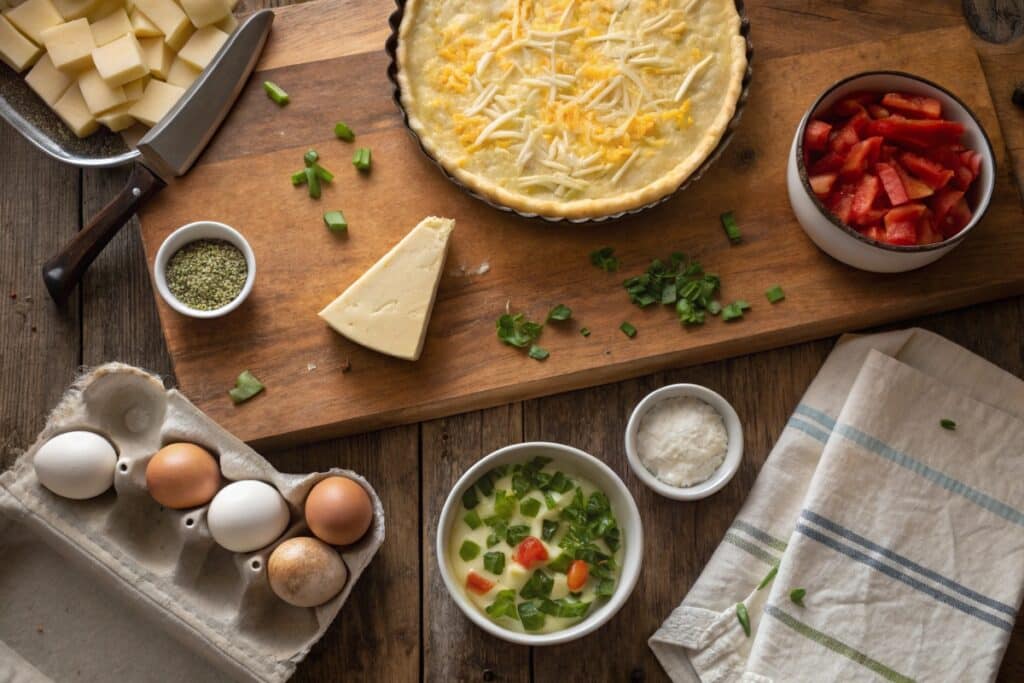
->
649, 328, 1024, 682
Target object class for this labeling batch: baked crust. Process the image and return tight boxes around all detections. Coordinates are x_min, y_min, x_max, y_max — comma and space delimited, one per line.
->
397, 0, 747, 220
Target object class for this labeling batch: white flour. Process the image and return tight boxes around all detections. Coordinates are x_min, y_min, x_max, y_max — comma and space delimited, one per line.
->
636, 396, 728, 487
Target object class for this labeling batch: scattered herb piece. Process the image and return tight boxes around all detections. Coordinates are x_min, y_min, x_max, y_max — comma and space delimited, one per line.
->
290, 170, 306, 186
520, 497, 542, 517
486, 589, 518, 620
547, 553, 573, 573
596, 578, 615, 597
461, 486, 479, 510
620, 321, 637, 338
304, 149, 319, 166
539, 597, 591, 618
229, 370, 264, 404
790, 588, 806, 606
622, 252, 721, 327
590, 246, 619, 272
312, 164, 334, 182
736, 603, 751, 636
721, 301, 749, 322
485, 532, 501, 548
528, 344, 550, 361
505, 524, 531, 546
721, 211, 742, 243
707, 300, 722, 315
940, 419, 957, 431
463, 510, 482, 530
323, 210, 348, 233
459, 540, 480, 561
493, 490, 516, 519
517, 600, 546, 631
334, 121, 355, 141
758, 562, 779, 590
483, 551, 505, 575
519, 570, 555, 599
580, 327, 591, 337
353, 147, 372, 171
497, 312, 544, 348
304, 167, 322, 199
547, 304, 572, 321
765, 285, 785, 303
542, 519, 559, 541
263, 80, 289, 105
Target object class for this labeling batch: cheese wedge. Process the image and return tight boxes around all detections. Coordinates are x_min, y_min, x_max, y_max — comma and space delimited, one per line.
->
319, 216, 455, 361
25, 52, 72, 104
5, 0, 64, 45
0, 15, 42, 72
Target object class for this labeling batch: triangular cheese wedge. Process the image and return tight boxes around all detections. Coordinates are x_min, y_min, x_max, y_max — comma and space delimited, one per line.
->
319, 216, 455, 361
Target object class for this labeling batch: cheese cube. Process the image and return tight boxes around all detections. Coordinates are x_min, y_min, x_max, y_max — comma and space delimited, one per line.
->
121, 73, 146, 100
163, 55, 198, 87
84, 0, 117, 21
132, 0, 188, 49
52, 81, 98, 136
24, 53, 71, 103
0, 14, 41, 71
78, 67, 126, 113
96, 101, 134, 130
5, 0, 63, 44
177, 0, 228, 28
164, 17, 190, 50
176, 25, 225, 70
89, 6, 130, 45
52, 0, 96, 20
92, 31, 148, 85
128, 8, 159, 36
137, 35, 171, 78
41, 18, 93, 71
214, 11, 235, 33
129, 78, 182, 126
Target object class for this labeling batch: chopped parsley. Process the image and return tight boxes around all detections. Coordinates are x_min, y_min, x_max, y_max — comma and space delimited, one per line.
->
622, 252, 722, 326
542, 519, 559, 541
463, 510, 482, 530
539, 597, 591, 618
547, 304, 572, 321
528, 345, 549, 361
517, 600, 546, 631
520, 497, 542, 517
483, 551, 505, 575
519, 570, 554, 599
721, 211, 742, 243
580, 327, 591, 337
790, 588, 807, 606
620, 321, 637, 338
765, 285, 785, 303
736, 603, 751, 636
940, 419, 957, 431
590, 246, 619, 272
459, 540, 480, 561
497, 312, 543, 348
486, 590, 518, 620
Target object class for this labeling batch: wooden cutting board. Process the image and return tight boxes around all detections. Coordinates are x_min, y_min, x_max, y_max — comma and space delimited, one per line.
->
138, 2, 1024, 448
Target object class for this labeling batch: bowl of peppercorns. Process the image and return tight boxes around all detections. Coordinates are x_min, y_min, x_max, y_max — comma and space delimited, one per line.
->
153, 221, 256, 319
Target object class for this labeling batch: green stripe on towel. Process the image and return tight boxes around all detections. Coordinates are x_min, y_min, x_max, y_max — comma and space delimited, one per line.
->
723, 532, 779, 566
732, 519, 788, 552
763, 604, 916, 683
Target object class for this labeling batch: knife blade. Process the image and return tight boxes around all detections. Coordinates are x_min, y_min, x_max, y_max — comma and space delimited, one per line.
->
42, 9, 275, 304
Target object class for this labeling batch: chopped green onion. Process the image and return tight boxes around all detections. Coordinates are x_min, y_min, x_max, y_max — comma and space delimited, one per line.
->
721, 211, 742, 243
304, 149, 319, 166
758, 562, 779, 590
228, 370, 264, 404
483, 551, 505, 575
707, 300, 722, 315
736, 603, 751, 636
721, 301, 748, 322
305, 167, 321, 199
547, 553, 572, 573
334, 121, 355, 141
940, 419, 957, 431
459, 540, 480, 561
463, 510, 482, 530
263, 81, 289, 105
590, 246, 619, 272
765, 285, 785, 303
323, 210, 348, 233
547, 304, 572, 321
313, 163, 334, 182
520, 497, 541, 517
353, 147, 371, 171
290, 170, 307, 186
580, 327, 591, 337
790, 588, 806, 606
620, 321, 637, 338
528, 344, 549, 361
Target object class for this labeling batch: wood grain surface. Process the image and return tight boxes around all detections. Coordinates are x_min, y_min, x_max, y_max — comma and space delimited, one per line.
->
1, 1, 1022, 682
139, 16, 1024, 447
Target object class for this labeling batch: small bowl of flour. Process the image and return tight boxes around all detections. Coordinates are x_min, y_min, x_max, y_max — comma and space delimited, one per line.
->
624, 384, 743, 501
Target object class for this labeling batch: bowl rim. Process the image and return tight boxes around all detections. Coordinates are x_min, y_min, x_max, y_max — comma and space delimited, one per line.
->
153, 220, 257, 319
435, 441, 644, 645
794, 70, 997, 253
624, 384, 743, 501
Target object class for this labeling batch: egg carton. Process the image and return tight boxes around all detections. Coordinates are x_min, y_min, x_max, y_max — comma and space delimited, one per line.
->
0, 363, 385, 683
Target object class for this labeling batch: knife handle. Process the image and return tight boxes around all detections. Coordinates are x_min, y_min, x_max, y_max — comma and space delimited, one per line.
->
42, 163, 166, 305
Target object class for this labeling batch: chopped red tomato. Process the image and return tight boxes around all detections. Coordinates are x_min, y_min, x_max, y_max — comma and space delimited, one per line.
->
514, 536, 549, 569
829, 124, 860, 155
809, 173, 837, 198
880, 92, 942, 120
931, 188, 964, 227
466, 571, 495, 595
940, 197, 973, 238
918, 211, 943, 244
861, 225, 887, 242
884, 204, 927, 245
827, 189, 855, 224
566, 560, 589, 591
839, 136, 882, 179
876, 162, 910, 206
898, 152, 953, 190
892, 162, 933, 200
810, 152, 845, 175
804, 120, 832, 152
961, 150, 982, 176
832, 98, 867, 118
850, 174, 880, 223
866, 117, 965, 147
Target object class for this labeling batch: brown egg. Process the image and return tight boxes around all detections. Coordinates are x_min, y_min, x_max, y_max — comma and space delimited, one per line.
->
304, 476, 373, 546
145, 442, 221, 509
268, 536, 348, 607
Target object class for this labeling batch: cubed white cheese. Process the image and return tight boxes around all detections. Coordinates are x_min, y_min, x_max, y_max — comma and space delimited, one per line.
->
137, 34, 170, 78
84, 0, 119, 22
132, 0, 188, 49
0, 14, 42, 71
177, 0, 228, 28
52, 81, 98, 136
163, 55, 198, 87
318, 216, 455, 361
25, 52, 72, 104
78, 67, 126, 113
128, 7, 159, 36
5, 0, 64, 45
40, 17, 93, 71
92, 31, 148, 85
51, 0, 97, 20
175, 24, 225, 70
213, 11, 235, 33
121, 73, 146, 100
95, 101, 134, 130
129, 77, 182, 125
89, 6, 130, 45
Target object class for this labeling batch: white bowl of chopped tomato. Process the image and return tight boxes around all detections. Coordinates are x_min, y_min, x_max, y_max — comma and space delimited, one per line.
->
787, 71, 995, 272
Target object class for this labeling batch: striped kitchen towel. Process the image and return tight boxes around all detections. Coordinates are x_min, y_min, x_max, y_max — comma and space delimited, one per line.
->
649, 328, 1024, 682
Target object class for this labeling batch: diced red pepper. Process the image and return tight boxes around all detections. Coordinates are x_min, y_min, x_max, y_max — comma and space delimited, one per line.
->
867, 104, 890, 119
876, 162, 910, 206
892, 161, 934, 200
960, 150, 982, 176
566, 560, 589, 591
827, 189, 855, 224
866, 118, 965, 147
953, 165, 975, 191
809, 173, 837, 198
861, 225, 887, 242
850, 173, 881, 223
880, 92, 943, 119
918, 210, 943, 244
840, 136, 883, 180
829, 124, 861, 155
848, 111, 871, 137
466, 571, 495, 595
940, 197, 973, 238
514, 536, 549, 569
832, 98, 867, 118
898, 152, 953, 190
884, 203, 927, 245
810, 152, 845, 175
930, 188, 964, 227
804, 120, 832, 152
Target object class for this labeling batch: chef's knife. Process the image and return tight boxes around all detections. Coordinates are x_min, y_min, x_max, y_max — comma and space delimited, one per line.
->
42, 9, 274, 305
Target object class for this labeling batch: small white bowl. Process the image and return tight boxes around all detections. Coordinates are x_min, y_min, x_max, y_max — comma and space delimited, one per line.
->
436, 442, 643, 646
153, 221, 256, 319
624, 384, 743, 501
787, 71, 996, 273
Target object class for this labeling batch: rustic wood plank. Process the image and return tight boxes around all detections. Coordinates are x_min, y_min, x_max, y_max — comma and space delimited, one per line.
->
421, 406, 530, 683
0, 125, 81, 469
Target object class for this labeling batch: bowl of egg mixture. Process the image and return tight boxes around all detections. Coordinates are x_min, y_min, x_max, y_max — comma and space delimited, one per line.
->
437, 442, 643, 645
625, 384, 744, 501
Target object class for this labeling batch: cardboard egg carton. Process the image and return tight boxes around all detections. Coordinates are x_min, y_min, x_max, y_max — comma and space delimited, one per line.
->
0, 363, 385, 683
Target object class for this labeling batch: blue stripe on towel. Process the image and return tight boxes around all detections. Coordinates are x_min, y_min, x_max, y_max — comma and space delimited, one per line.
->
795, 403, 837, 429
795, 523, 1014, 632
801, 510, 1016, 617
786, 417, 831, 444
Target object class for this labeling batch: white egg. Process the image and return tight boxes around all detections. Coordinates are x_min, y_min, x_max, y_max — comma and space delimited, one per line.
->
208, 480, 290, 553
33, 431, 118, 500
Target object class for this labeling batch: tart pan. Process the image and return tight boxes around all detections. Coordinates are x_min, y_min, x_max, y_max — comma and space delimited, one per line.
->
385, 0, 754, 224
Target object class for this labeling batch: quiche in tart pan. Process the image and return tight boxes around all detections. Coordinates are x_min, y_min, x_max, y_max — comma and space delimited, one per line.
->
395, 0, 749, 221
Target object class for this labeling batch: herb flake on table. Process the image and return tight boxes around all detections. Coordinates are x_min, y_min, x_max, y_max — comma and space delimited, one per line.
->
263, 80, 289, 105
721, 211, 742, 243
580, 327, 591, 337
590, 246, 619, 272
547, 304, 572, 321
353, 147, 372, 171
736, 602, 751, 636
765, 285, 785, 303
323, 210, 348, 233
622, 252, 722, 327
497, 312, 543, 348
790, 588, 807, 606
528, 344, 549, 361
229, 370, 264, 404
620, 321, 637, 338
334, 121, 355, 141
722, 300, 751, 322
758, 562, 779, 590
940, 419, 957, 431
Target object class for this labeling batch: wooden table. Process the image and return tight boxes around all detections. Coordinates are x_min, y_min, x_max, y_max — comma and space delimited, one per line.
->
1, 1, 1022, 680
